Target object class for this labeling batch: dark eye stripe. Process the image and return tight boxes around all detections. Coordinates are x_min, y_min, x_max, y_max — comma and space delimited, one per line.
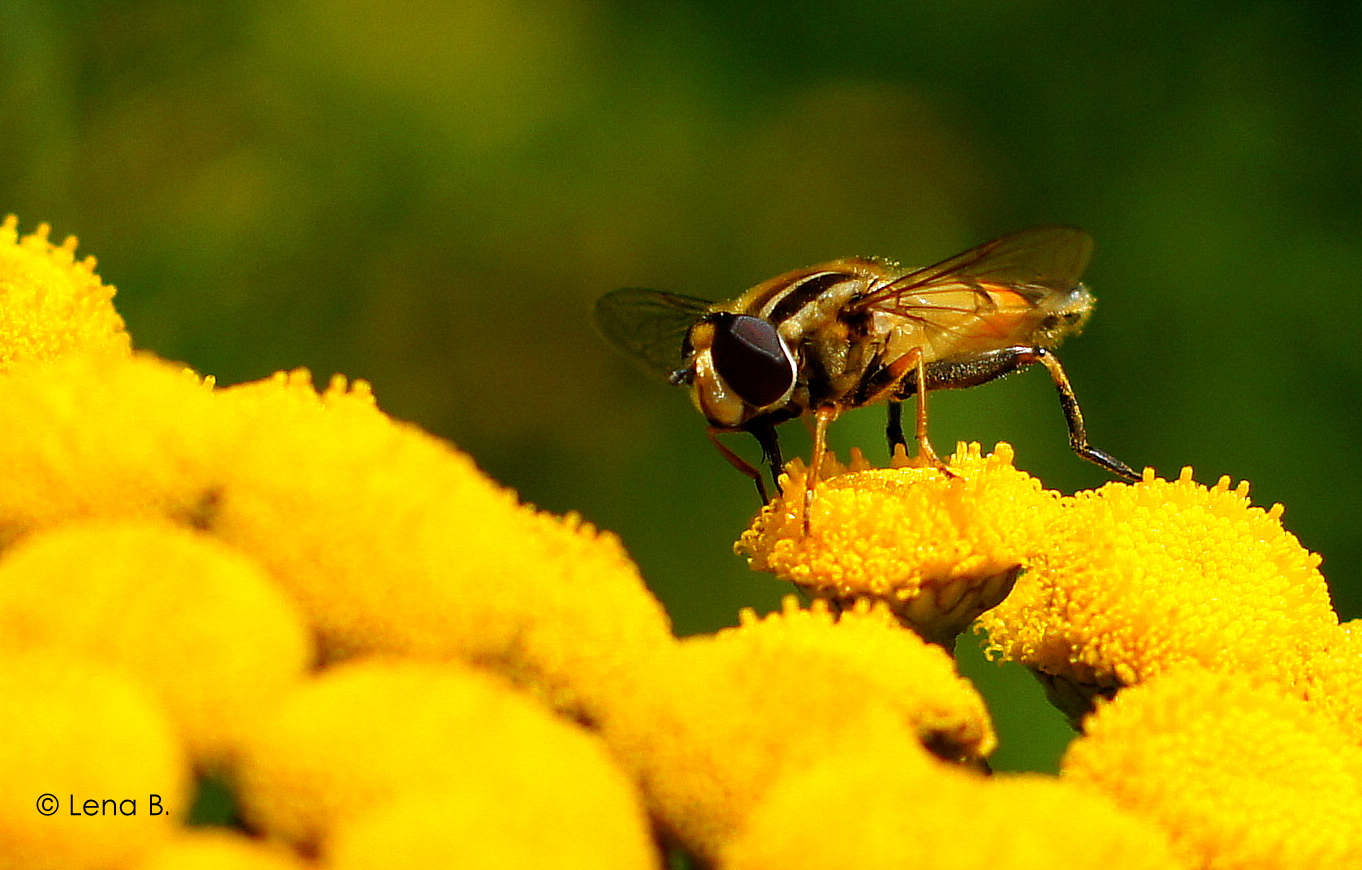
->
710, 314, 794, 408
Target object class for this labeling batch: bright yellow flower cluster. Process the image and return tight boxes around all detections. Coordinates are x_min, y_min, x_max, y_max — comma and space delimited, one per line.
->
0, 217, 673, 868
0, 651, 189, 870
601, 596, 995, 861
725, 739, 1185, 870
737, 443, 1063, 646
2, 213, 1357, 869
0, 520, 309, 768
978, 467, 1338, 720
735, 444, 1362, 866
1062, 668, 1362, 869
235, 659, 656, 866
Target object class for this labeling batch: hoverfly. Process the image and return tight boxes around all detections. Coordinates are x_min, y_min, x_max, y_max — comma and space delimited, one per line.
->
595, 226, 1139, 523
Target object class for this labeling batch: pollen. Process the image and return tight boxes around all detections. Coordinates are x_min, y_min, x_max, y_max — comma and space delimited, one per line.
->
735, 442, 1062, 646
977, 468, 1339, 722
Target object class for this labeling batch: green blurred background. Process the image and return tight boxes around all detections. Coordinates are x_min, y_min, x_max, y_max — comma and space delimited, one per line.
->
4, 1, 1359, 771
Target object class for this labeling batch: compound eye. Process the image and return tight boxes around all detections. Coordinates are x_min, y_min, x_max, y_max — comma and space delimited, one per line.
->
709, 313, 795, 408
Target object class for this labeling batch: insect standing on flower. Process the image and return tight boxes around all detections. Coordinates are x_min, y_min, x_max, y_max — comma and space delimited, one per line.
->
594, 226, 1140, 524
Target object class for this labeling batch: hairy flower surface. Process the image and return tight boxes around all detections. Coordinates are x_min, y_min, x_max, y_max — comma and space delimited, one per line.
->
0, 651, 188, 870
736, 443, 1061, 645
978, 468, 1337, 717
0, 216, 130, 370
1062, 668, 1362, 869
235, 658, 653, 862
0, 519, 311, 768
724, 742, 1185, 870
600, 597, 994, 862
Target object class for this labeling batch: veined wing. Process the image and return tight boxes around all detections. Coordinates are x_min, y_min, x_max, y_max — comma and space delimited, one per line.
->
858, 225, 1093, 306
594, 288, 713, 380
853, 226, 1094, 324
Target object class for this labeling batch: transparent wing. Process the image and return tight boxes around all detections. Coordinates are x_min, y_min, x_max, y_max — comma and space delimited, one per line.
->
854, 225, 1094, 312
593, 288, 713, 380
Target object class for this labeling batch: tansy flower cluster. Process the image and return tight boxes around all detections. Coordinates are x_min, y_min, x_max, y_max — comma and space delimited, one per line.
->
0, 214, 1357, 870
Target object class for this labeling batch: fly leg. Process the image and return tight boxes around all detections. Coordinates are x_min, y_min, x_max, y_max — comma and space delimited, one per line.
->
748, 419, 786, 500
803, 406, 839, 535
706, 427, 770, 503
1030, 349, 1140, 481
921, 346, 1140, 481
886, 400, 907, 456
864, 347, 952, 474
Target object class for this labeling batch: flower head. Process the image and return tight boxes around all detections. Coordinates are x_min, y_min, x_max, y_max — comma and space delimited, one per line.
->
0, 519, 312, 769
0, 215, 130, 369
234, 658, 652, 858
0, 353, 223, 546
0, 651, 188, 870
978, 468, 1338, 722
724, 742, 1185, 870
600, 596, 994, 862
211, 370, 674, 721
1062, 667, 1362, 869
736, 442, 1062, 646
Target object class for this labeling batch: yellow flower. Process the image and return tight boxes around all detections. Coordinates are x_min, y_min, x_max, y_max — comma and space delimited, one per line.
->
1061, 667, 1362, 869
978, 469, 1338, 722
0, 519, 312, 769
132, 830, 307, 870
724, 742, 1185, 870
0, 353, 223, 546
0, 650, 189, 870
736, 442, 1062, 646
234, 657, 653, 862
599, 596, 994, 862
210, 370, 674, 721
0, 215, 130, 369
